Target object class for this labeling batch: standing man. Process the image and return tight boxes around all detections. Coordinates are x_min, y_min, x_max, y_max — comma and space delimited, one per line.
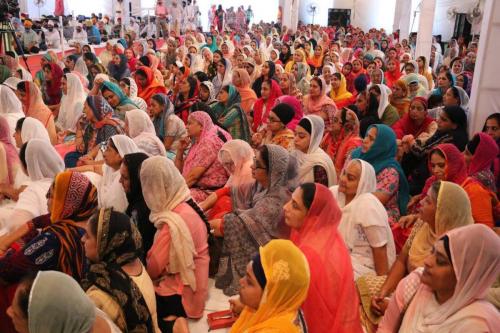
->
44, 21, 61, 49
245, 6, 254, 29
155, 0, 169, 39
170, 1, 181, 36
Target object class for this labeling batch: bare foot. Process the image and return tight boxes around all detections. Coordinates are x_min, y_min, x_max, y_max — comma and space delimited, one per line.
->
173, 317, 189, 333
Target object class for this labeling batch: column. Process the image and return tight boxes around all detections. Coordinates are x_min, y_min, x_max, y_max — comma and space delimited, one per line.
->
414, 0, 436, 60
399, 0, 412, 41
469, 0, 500, 134
393, 0, 402, 32
282, 0, 300, 32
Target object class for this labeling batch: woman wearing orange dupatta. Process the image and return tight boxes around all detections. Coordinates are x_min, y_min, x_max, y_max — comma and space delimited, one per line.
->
134, 66, 167, 106
307, 44, 324, 75
232, 68, 257, 114
321, 107, 362, 174
384, 58, 401, 90
284, 183, 363, 333
389, 79, 411, 117
15, 81, 57, 144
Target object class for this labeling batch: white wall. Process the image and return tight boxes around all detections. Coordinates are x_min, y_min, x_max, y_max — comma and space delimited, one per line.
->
432, 0, 483, 41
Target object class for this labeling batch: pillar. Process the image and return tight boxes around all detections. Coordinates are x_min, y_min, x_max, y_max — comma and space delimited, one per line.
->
469, 0, 500, 134
398, 0, 412, 41
414, 0, 436, 60
281, 0, 300, 32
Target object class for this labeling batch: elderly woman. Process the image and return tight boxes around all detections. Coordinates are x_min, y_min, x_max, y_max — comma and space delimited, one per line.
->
293, 62, 311, 96
214, 144, 296, 296
211, 85, 250, 141
175, 111, 231, 202
230, 240, 310, 333
278, 72, 300, 97
389, 79, 411, 117
352, 124, 410, 233
332, 160, 396, 278
303, 77, 336, 116
140, 156, 209, 332
293, 116, 337, 186
64, 95, 123, 168
82, 208, 159, 332
284, 184, 363, 333
251, 102, 296, 151
378, 224, 500, 332
321, 107, 362, 175
392, 97, 437, 141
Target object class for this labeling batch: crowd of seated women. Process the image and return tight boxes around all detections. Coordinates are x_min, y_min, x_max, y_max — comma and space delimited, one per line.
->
0, 16, 499, 333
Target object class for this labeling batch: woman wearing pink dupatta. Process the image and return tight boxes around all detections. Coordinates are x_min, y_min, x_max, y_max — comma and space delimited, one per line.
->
0, 116, 21, 186
284, 183, 363, 333
274, 95, 304, 130
176, 111, 231, 202
303, 77, 337, 116
379, 223, 500, 333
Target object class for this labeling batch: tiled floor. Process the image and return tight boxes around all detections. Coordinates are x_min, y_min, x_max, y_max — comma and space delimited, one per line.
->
187, 279, 233, 332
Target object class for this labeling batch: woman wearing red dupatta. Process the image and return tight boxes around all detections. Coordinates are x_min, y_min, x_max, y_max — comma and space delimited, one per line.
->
384, 58, 401, 90
43, 62, 64, 107
134, 66, 167, 106
284, 183, 363, 333
392, 97, 436, 140
252, 79, 282, 132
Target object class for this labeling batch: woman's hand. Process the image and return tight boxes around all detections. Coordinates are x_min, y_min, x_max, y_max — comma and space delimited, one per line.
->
209, 219, 223, 237
178, 137, 191, 152
229, 298, 244, 316
251, 132, 263, 147
370, 293, 390, 317
399, 214, 418, 229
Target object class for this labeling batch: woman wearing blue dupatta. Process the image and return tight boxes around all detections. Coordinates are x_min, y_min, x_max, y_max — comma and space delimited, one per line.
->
100, 81, 138, 121
351, 124, 409, 230
210, 84, 250, 141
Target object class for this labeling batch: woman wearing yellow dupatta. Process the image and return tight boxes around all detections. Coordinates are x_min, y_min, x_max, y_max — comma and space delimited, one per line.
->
231, 239, 310, 333
330, 72, 353, 109
285, 49, 310, 76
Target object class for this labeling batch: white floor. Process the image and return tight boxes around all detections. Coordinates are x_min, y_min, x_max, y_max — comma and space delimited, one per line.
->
187, 279, 233, 332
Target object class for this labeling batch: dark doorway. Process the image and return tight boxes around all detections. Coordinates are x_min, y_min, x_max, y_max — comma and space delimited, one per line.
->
328, 9, 351, 28
453, 13, 472, 41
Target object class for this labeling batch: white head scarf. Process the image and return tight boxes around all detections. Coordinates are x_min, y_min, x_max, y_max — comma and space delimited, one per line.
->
21, 117, 51, 144
454, 86, 470, 110
2, 77, 22, 90
110, 134, 140, 157
74, 56, 89, 77
375, 84, 390, 119
126, 77, 148, 111
125, 109, 167, 157
293, 115, 337, 186
0, 85, 23, 144
58, 73, 86, 132
140, 156, 197, 291
25, 138, 64, 181
28, 271, 95, 333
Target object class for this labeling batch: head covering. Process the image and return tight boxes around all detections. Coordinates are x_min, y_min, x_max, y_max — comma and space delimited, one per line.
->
74, 56, 89, 77
274, 95, 304, 130
453, 86, 470, 110
303, 77, 336, 116
232, 69, 257, 113
110, 134, 140, 157
0, 84, 24, 125
351, 124, 410, 214
293, 115, 337, 186
422, 143, 467, 195
140, 156, 198, 291
28, 271, 95, 333
290, 184, 362, 332
466, 132, 499, 191
231, 239, 310, 333
150, 93, 175, 141
58, 73, 86, 131
0, 65, 11, 84
0, 115, 20, 184
135, 66, 167, 104
272, 103, 295, 125
400, 224, 500, 332
409, 181, 474, 269
20, 117, 51, 144
252, 79, 283, 132
81, 208, 153, 332
330, 73, 353, 102
218, 140, 255, 209
3, 76, 22, 90
125, 109, 166, 157
101, 81, 137, 109
374, 83, 390, 119
25, 138, 64, 181
45, 63, 64, 105
20, 81, 53, 127
123, 152, 150, 216
108, 54, 130, 81
85, 95, 116, 129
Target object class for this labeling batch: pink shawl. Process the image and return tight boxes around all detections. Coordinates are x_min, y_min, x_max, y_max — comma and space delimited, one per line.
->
303, 78, 337, 116
274, 95, 304, 130
467, 133, 499, 176
290, 184, 363, 333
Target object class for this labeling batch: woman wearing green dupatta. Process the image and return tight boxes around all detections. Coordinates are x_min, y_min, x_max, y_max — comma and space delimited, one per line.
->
211, 84, 251, 141
100, 81, 138, 121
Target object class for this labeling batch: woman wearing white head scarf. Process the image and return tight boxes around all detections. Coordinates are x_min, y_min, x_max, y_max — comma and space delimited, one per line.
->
16, 117, 51, 148
125, 109, 167, 157
292, 115, 337, 186
74, 56, 89, 79
212, 57, 232, 97
140, 156, 210, 328
331, 159, 396, 278
1, 139, 64, 232
368, 84, 400, 126
120, 77, 148, 111
57, 73, 87, 133
8, 270, 120, 333
98, 135, 140, 212
0, 85, 24, 143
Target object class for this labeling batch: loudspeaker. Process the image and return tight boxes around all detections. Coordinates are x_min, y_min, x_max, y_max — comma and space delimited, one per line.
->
328, 9, 351, 28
